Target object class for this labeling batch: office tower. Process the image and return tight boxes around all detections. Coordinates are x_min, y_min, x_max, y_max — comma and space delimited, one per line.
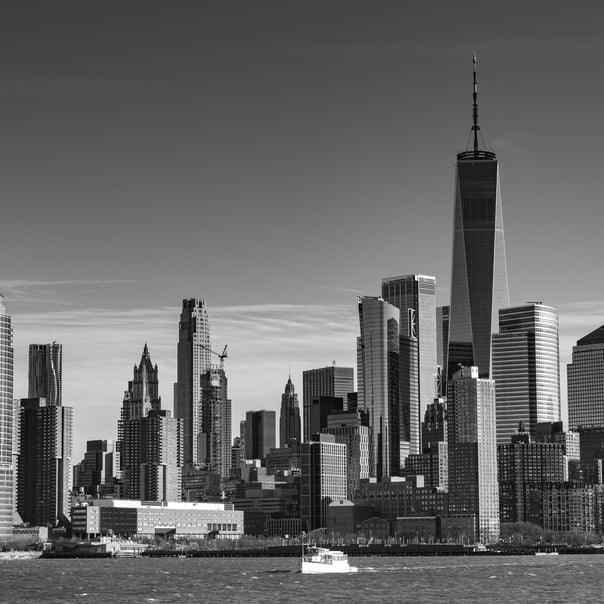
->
302, 365, 353, 442
174, 298, 212, 464
309, 396, 344, 439
300, 434, 347, 530
436, 306, 449, 397
568, 325, 604, 429
200, 368, 231, 479
231, 436, 243, 480
492, 304, 560, 443
279, 376, 301, 448
323, 410, 370, 499
399, 314, 419, 456
17, 398, 73, 526
245, 410, 276, 460
0, 296, 14, 540
447, 366, 499, 544
119, 346, 183, 501
73, 440, 114, 497
357, 296, 400, 479
447, 56, 509, 380
382, 274, 437, 445
28, 342, 62, 405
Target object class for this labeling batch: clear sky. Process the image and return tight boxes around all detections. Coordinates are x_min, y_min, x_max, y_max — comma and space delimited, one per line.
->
1, 1, 603, 462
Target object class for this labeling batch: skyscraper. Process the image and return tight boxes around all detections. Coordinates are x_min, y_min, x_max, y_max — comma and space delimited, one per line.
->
279, 376, 300, 448
447, 56, 509, 380
175, 299, 211, 464
300, 434, 347, 531
17, 398, 73, 526
382, 274, 437, 447
0, 296, 14, 540
28, 342, 62, 405
492, 304, 560, 443
200, 368, 231, 479
120, 345, 183, 502
568, 325, 604, 429
245, 410, 276, 460
302, 365, 353, 442
357, 296, 400, 479
436, 306, 449, 397
447, 366, 499, 544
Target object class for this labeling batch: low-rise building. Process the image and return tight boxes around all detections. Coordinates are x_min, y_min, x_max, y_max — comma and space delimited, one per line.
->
71, 499, 243, 539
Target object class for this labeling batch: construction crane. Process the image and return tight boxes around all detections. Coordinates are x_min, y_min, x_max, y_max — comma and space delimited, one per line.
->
200, 343, 228, 370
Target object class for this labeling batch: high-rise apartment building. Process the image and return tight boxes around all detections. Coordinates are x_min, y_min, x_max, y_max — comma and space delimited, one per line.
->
382, 274, 437, 451
447, 366, 499, 544
0, 296, 14, 540
492, 304, 560, 443
357, 296, 400, 479
119, 346, 183, 501
200, 368, 231, 479
302, 365, 353, 442
245, 410, 276, 460
447, 56, 509, 380
17, 398, 73, 526
122, 410, 183, 502
174, 299, 211, 464
568, 326, 604, 429
300, 434, 347, 530
28, 342, 62, 405
279, 376, 301, 448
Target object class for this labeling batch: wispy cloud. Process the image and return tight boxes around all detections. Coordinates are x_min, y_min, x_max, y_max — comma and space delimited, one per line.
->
12, 303, 359, 460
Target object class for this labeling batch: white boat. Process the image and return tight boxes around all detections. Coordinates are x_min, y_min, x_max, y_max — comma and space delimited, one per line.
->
301, 546, 358, 574
535, 551, 559, 556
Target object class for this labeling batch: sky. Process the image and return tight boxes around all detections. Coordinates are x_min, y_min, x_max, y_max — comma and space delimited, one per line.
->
1, 2, 603, 462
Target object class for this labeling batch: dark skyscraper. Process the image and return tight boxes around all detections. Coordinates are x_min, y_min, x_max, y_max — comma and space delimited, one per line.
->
174, 299, 211, 464
28, 342, 62, 405
302, 365, 353, 442
245, 409, 276, 461
18, 398, 73, 526
279, 376, 301, 448
447, 56, 509, 379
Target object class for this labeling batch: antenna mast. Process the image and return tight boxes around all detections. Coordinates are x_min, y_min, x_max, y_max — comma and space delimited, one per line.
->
472, 52, 479, 156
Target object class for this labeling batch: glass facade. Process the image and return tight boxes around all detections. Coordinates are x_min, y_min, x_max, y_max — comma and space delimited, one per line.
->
492, 304, 561, 443
448, 156, 509, 380
0, 297, 14, 540
302, 366, 353, 443
567, 326, 604, 429
382, 275, 437, 455
357, 297, 400, 479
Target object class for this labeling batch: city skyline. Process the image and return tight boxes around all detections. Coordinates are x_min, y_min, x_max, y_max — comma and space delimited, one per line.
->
1, 3, 603, 460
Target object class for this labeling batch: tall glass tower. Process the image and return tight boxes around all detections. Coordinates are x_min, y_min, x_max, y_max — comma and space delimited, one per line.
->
492, 303, 560, 443
0, 295, 14, 540
447, 55, 509, 379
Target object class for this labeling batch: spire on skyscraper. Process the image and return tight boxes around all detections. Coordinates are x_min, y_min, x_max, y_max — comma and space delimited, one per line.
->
460, 53, 496, 161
